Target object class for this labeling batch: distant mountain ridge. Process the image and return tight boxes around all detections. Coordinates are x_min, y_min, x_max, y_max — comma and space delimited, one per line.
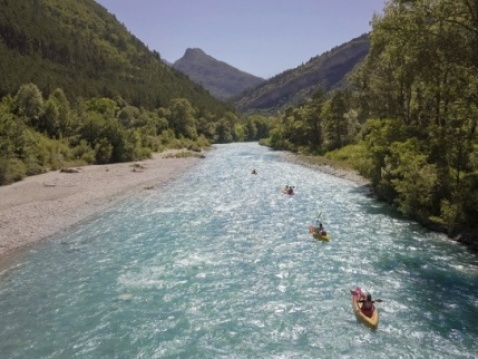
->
173, 48, 265, 100
232, 34, 370, 114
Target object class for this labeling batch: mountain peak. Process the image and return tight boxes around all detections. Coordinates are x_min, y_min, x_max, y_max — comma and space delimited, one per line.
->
173, 49, 265, 100
183, 48, 207, 59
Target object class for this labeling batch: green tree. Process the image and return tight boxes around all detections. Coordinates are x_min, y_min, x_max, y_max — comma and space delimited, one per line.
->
361, 118, 406, 199
244, 116, 258, 141
85, 97, 118, 119
197, 114, 216, 141
39, 98, 60, 137
117, 105, 140, 128
168, 98, 198, 140
222, 112, 241, 142
14, 83, 43, 127
388, 139, 439, 220
215, 118, 233, 143
95, 137, 113, 164
305, 89, 327, 151
321, 91, 350, 151
50, 88, 71, 137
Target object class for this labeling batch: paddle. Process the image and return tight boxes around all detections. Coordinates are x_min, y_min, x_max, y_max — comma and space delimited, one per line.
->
359, 297, 383, 303
316, 211, 327, 227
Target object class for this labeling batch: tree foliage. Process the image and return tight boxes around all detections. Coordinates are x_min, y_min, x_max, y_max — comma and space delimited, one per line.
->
264, 0, 478, 234
266, 88, 358, 154
356, 0, 478, 229
0, 82, 273, 185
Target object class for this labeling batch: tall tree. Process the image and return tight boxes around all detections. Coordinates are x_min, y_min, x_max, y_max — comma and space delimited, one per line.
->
14, 83, 43, 127
168, 98, 198, 140
357, 0, 478, 228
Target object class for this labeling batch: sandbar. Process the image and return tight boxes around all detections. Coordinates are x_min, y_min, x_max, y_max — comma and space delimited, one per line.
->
0, 152, 201, 259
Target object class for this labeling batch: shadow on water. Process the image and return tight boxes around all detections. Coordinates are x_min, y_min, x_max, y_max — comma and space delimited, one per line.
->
376, 239, 478, 337
348, 184, 372, 195
359, 196, 412, 221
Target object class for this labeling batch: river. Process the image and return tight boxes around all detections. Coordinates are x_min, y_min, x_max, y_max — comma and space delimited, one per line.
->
1, 143, 477, 358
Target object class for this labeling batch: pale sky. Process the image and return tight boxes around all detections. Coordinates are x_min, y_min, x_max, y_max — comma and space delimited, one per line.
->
95, 0, 386, 79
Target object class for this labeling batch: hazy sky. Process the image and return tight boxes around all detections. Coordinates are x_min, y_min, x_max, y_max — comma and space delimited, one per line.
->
95, 0, 387, 79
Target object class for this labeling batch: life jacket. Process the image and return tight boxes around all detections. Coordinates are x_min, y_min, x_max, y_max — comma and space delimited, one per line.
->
361, 301, 374, 317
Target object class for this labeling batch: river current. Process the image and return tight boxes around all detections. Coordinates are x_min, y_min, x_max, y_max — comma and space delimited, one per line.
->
1, 143, 477, 358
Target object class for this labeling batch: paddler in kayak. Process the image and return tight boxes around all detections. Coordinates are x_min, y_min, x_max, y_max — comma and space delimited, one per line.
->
358, 293, 380, 318
312, 222, 327, 237
283, 185, 294, 195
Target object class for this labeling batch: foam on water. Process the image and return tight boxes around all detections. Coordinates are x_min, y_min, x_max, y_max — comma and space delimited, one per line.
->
1, 143, 477, 358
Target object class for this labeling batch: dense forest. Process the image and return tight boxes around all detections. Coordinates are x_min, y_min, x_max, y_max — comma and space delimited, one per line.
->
262, 0, 478, 249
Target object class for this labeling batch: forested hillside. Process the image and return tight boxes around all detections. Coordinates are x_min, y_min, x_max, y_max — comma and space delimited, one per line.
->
0, 0, 228, 113
0, 0, 272, 186
232, 34, 370, 114
173, 48, 265, 100
261, 0, 478, 249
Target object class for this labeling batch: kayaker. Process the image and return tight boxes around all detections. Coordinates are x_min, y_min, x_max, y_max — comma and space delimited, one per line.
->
359, 293, 378, 318
317, 222, 326, 236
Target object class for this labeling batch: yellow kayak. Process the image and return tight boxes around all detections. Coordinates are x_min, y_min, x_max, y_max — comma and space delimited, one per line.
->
351, 287, 379, 329
309, 225, 329, 241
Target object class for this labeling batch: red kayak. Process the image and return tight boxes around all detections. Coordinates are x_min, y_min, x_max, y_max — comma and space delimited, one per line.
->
351, 287, 379, 329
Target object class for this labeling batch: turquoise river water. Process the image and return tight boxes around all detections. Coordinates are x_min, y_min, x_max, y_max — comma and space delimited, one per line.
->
1, 143, 477, 358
